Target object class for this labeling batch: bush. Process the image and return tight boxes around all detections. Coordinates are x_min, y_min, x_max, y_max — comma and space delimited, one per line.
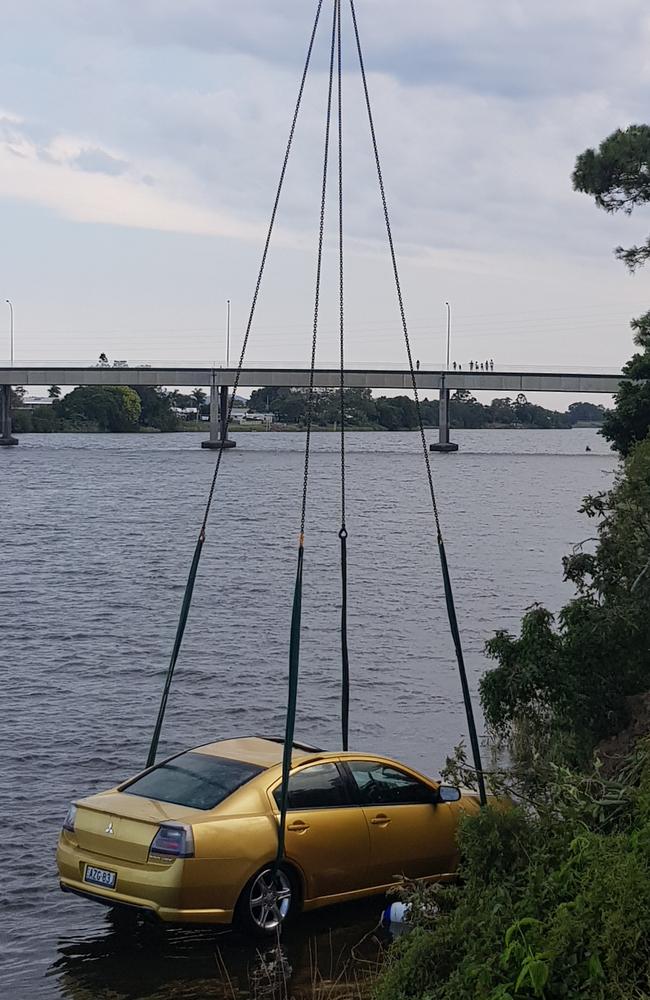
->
375, 748, 650, 999
479, 438, 650, 766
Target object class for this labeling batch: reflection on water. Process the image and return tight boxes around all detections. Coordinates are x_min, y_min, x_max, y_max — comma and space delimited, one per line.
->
1, 430, 616, 998
50, 899, 387, 999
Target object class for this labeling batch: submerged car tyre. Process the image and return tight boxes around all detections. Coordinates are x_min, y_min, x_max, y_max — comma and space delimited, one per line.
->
236, 865, 296, 936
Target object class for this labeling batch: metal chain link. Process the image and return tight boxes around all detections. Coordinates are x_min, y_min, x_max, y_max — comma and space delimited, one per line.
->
147, 0, 326, 766
348, 0, 486, 804
336, 0, 350, 751
200, 0, 325, 537
337, 0, 347, 538
348, 0, 443, 539
298, 0, 338, 540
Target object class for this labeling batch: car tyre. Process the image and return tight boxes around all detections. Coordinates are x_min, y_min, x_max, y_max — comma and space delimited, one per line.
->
235, 864, 297, 937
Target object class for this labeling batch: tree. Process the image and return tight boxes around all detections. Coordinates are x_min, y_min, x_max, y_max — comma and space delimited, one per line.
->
55, 385, 141, 431
488, 397, 516, 426
48, 385, 61, 399
567, 401, 606, 425
131, 386, 178, 432
600, 311, 650, 455
480, 438, 650, 764
248, 386, 286, 414
190, 388, 207, 424
573, 124, 650, 271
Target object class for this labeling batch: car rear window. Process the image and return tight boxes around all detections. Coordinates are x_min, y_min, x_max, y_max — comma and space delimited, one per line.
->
122, 752, 264, 810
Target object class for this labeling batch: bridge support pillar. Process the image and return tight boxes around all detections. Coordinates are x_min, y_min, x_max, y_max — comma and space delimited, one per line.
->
0, 385, 18, 446
430, 376, 458, 453
201, 378, 236, 450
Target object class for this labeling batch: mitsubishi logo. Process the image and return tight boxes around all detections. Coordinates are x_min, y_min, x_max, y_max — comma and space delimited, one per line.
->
105, 821, 114, 835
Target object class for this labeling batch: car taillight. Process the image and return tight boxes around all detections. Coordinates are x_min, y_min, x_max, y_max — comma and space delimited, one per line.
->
63, 804, 77, 833
150, 824, 194, 859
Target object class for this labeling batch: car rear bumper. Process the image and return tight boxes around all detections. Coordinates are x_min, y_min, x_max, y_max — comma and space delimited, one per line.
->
57, 835, 234, 924
59, 878, 233, 924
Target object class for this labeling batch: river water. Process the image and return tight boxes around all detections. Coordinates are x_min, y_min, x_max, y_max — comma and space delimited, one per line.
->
1, 428, 616, 999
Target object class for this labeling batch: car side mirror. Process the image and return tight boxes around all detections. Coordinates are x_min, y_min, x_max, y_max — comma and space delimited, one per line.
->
437, 784, 461, 803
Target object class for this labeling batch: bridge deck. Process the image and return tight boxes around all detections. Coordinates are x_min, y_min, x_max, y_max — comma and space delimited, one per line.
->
0, 367, 627, 393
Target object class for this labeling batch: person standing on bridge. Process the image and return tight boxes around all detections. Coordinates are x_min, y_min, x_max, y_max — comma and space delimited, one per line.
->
469, 361, 474, 371
416, 359, 420, 371
490, 359, 494, 371
452, 361, 457, 370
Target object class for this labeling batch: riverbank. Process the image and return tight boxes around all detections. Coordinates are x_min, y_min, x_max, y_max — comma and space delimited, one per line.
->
12, 420, 601, 434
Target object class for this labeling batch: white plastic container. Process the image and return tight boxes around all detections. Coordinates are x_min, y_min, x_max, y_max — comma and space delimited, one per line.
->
382, 901, 411, 926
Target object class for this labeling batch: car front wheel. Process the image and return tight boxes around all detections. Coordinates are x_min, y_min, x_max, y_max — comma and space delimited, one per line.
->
236, 865, 295, 936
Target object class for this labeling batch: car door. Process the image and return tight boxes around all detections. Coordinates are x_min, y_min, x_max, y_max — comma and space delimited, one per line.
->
270, 762, 370, 902
343, 759, 459, 888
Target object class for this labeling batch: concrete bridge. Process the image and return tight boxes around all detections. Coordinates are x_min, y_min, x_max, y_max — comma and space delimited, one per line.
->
0, 365, 627, 451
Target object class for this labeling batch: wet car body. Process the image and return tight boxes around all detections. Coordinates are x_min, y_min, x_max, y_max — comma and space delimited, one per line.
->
57, 736, 479, 933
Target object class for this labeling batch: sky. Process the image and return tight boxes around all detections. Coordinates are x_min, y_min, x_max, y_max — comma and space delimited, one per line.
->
1, 0, 650, 407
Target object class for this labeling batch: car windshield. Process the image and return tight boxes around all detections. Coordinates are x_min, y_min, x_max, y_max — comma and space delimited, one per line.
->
122, 752, 264, 810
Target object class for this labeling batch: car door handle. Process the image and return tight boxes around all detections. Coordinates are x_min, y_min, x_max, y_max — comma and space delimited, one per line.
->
287, 820, 310, 833
370, 814, 391, 826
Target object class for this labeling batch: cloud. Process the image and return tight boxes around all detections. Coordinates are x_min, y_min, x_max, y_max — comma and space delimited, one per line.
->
0, 118, 265, 240
1, 0, 649, 264
72, 147, 130, 176
8, 0, 650, 100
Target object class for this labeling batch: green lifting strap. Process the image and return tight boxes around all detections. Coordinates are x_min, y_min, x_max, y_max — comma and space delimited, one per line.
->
275, 542, 304, 867
437, 536, 487, 806
340, 529, 350, 750
146, 532, 205, 769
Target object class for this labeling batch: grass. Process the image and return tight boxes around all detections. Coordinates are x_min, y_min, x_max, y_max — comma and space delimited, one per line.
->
214, 927, 383, 1000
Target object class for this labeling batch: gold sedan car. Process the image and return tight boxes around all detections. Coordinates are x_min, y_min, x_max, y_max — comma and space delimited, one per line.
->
57, 736, 479, 935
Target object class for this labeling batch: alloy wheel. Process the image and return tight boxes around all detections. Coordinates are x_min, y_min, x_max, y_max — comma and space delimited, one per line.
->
248, 868, 292, 932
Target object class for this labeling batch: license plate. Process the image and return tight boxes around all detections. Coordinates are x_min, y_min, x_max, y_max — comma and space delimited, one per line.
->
84, 865, 117, 889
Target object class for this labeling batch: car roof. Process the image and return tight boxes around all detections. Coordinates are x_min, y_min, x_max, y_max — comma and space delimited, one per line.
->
192, 736, 324, 769
189, 738, 439, 787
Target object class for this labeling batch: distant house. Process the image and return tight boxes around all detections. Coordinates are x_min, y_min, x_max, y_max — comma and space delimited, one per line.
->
230, 410, 273, 426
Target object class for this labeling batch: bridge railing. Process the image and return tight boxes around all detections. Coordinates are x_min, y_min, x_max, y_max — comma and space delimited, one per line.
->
0, 358, 628, 376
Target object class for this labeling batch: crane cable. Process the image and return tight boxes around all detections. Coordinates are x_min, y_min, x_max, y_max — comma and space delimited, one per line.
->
336, 0, 351, 753
145, 0, 326, 770
276, 0, 339, 870
348, 0, 487, 805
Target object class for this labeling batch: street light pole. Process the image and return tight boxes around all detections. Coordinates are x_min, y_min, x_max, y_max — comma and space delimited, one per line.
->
445, 300, 451, 371
226, 299, 231, 368
6, 299, 13, 367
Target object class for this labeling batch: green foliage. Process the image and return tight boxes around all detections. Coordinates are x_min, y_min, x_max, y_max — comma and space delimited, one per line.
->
132, 386, 178, 432
479, 438, 650, 765
13, 405, 66, 433
573, 124, 650, 270
48, 385, 178, 432
375, 748, 650, 999
601, 311, 650, 455
245, 386, 600, 431
54, 385, 141, 432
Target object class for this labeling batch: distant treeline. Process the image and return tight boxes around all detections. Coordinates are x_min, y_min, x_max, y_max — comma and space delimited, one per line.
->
248, 386, 607, 430
12, 386, 203, 433
11, 384, 607, 433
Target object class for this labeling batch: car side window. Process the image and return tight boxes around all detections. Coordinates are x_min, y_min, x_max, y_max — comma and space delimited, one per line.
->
273, 763, 350, 810
347, 760, 434, 806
